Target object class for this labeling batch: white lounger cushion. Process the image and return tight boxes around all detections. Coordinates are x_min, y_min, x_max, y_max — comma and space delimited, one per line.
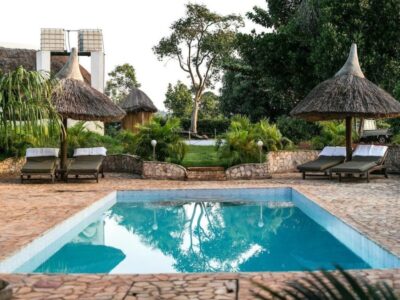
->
369, 145, 388, 157
26, 148, 59, 158
332, 147, 346, 156
353, 145, 388, 157
353, 145, 371, 156
319, 146, 346, 157
319, 146, 335, 156
73, 147, 107, 157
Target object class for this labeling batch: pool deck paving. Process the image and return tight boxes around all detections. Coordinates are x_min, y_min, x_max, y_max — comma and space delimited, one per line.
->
0, 172, 399, 299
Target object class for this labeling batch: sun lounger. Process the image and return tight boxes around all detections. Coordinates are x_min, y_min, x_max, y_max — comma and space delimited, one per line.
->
66, 147, 107, 182
298, 146, 346, 179
21, 148, 59, 183
330, 145, 388, 182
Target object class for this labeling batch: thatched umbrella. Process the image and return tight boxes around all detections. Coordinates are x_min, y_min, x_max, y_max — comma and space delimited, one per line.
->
52, 48, 125, 171
291, 43, 400, 160
120, 88, 157, 133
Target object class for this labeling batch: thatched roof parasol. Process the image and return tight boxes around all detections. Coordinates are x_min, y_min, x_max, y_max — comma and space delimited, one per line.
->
120, 88, 158, 113
53, 48, 125, 172
0, 46, 91, 84
52, 48, 126, 122
291, 44, 400, 121
291, 43, 400, 160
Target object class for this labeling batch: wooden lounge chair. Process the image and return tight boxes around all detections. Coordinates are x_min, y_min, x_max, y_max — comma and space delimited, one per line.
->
330, 145, 388, 182
21, 148, 59, 183
66, 147, 106, 183
297, 146, 346, 179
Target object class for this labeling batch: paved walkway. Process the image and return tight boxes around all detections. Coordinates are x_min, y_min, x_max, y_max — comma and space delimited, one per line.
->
0, 173, 399, 299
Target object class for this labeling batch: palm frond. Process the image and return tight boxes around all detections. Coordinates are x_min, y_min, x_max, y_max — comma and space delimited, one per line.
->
252, 267, 399, 300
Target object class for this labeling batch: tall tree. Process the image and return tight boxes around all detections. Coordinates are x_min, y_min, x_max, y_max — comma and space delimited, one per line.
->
164, 81, 192, 119
153, 4, 243, 134
105, 63, 140, 104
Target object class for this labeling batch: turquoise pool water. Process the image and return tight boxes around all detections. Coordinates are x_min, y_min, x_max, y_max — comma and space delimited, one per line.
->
15, 188, 400, 273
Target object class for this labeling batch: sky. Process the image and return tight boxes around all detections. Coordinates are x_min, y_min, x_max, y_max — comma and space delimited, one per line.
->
0, 0, 266, 110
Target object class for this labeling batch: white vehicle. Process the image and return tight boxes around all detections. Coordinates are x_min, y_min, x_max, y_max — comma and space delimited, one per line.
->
359, 120, 392, 144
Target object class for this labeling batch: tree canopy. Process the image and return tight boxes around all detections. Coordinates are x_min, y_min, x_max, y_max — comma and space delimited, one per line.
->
164, 81, 192, 119
105, 63, 140, 104
220, 0, 400, 122
154, 3, 243, 133
164, 81, 222, 120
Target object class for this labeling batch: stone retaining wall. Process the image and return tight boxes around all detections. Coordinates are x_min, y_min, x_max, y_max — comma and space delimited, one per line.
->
142, 161, 187, 180
386, 146, 400, 173
0, 157, 25, 175
225, 163, 271, 180
266, 150, 319, 173
102, 154, 142, 174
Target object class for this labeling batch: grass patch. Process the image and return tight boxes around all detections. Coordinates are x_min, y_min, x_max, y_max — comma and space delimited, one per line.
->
181, 145, 227, 168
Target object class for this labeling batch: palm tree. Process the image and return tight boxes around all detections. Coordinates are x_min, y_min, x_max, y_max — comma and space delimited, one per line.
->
0, 67, 60, 150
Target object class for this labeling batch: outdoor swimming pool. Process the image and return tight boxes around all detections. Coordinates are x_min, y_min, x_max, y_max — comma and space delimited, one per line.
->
5, 188, 400, 274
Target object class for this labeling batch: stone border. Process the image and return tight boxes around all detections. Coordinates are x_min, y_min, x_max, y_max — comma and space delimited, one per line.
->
142, 161, 188, 180
226, 163, 271, 180
386, 145, 400, 173
0, 157, 25, 175
266, 150, 319, 173
102, 154, 142, 174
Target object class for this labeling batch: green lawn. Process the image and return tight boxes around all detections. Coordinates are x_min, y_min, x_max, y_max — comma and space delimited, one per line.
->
181, 145, 226, 168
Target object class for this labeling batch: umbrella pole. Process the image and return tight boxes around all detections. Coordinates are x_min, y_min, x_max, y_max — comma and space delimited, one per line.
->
60, 118, 68, 177
345, 116, 353, 161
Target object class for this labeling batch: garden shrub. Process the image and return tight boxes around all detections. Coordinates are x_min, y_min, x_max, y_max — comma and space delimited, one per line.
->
66, 122, 133, 156
218, 115, 292, 166
391, 134, 400, 145
132, 117, 187, 162
276, 116, 321, 144
310, 121, 358, 149
0, 127, 58, 158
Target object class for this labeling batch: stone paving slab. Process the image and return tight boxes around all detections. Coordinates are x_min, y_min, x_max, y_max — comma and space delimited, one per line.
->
0, 172, 399, 299
1, 269, 400, 299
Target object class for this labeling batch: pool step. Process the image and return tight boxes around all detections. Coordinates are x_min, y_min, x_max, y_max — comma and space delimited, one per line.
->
186, 167, 226, 181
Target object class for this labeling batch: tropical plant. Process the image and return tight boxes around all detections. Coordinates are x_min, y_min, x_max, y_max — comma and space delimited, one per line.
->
0, 67, 60, 151
252, 266, 398, 300
391, 134, 400, 145
153, 3, 243, 133
66, 122, 135, 156
218, 115, 291, 166
311, 121, 347, 150
132, 117, 187, 162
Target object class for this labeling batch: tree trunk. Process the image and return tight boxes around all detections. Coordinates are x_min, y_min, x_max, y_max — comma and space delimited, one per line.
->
60, 117, 68, 173
190, 100, 200, 134
345, 116, 353, 161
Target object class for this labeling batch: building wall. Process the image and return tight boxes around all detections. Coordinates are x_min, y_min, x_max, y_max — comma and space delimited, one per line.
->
122, 112, 154, 133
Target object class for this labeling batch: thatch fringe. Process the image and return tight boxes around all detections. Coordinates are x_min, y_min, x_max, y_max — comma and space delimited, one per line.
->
52, 79, 125, 122
120, 88, 158, 113
52, 48, 125, 122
